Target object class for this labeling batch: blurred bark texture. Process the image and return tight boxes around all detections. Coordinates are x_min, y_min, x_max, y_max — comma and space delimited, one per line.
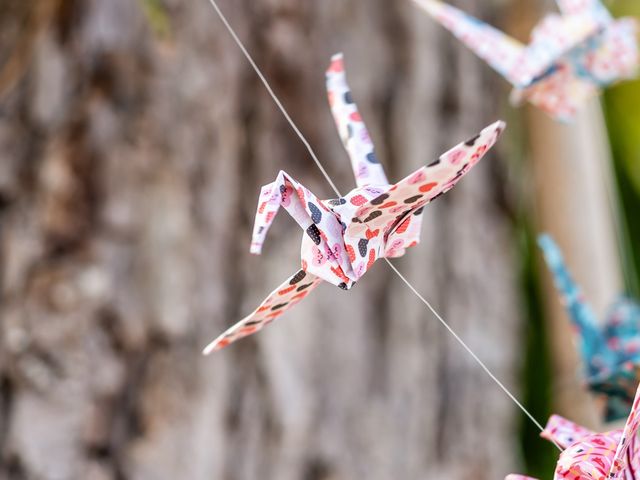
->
0, 1, 521, 479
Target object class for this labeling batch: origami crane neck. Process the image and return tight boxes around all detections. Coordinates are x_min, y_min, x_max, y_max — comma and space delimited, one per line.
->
538, 235, 615, 375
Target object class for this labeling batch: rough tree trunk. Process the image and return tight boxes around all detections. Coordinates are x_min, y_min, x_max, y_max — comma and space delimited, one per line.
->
0, 1, 521, 479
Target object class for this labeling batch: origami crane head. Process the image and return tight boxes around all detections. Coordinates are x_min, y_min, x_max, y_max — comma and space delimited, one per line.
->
539, 234, 640, 421
202, 53, 505, 354
413, 0, 639, 122
506, 381, 640, 479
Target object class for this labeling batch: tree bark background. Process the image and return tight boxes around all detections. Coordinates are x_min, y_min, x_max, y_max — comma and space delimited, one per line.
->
0, 1, 522, 479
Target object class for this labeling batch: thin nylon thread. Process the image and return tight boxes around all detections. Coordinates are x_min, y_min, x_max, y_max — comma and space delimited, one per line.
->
204, 0, 562, 450
205, 0, 341, 198
383, 258, 563, 451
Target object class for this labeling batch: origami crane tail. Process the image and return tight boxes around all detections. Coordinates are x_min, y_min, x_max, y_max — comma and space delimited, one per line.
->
538, 234, 605, 368
609, 382, 640, 478
346, 120, 505, 250
326, 53, 389, 188
202, 269, 323, 354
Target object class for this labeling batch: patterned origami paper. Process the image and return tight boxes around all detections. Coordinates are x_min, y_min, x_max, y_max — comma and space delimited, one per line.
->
539, 235, 640, 422
413, 0, 639, 122
506, 380, 640, 479
202, 53, 505, 354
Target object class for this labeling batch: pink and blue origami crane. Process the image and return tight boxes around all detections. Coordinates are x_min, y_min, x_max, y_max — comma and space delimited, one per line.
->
539, 234, 640, 421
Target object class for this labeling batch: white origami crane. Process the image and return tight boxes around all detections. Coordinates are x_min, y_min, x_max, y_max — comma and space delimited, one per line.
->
202, 53, 505, 354
413, 0, 639, 122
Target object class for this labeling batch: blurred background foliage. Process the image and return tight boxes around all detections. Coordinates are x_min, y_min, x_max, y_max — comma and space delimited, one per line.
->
603, 0, 640, 299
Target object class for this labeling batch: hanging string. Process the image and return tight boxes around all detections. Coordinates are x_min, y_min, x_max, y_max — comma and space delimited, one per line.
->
383, 259, 551, 436
204, 0, 562, 450
204, 0, 341, 198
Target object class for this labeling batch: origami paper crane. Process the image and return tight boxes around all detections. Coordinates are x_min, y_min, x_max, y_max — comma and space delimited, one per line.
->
506, 380, 640, 479
413, 0, 639, 122
539, 234, 640, 421
202, 53, 505, 354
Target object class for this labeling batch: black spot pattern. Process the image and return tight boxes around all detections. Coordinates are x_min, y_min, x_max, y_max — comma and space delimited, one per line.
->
412, 207, 425, 216
358, 238, 369, 257
364, 211, 382, 222
404, 195, 423, 204
309, 202, 322, 223
427, 158, 441, 167
347, 124, 354, 138
338, 282, 348, 290
352, 217, 363, 224
307, 225, 321, 245
370, 193, 389, 206
272, 303, 288, 311
366, 152, 379, 164
279, 184, 287, 194
464, 134, 480, 146
344, 92, 354, 104
290, 270, 307, 285
297, 283, 314, 292
328, 198, 347, 206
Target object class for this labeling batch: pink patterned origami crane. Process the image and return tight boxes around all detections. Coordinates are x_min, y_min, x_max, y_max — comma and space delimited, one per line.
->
507, 381, 640, 480
202, 53, 505, 354
413, 0, 639, 122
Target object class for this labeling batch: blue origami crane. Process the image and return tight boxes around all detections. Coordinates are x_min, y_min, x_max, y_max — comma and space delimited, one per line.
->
539, 234, 640, 421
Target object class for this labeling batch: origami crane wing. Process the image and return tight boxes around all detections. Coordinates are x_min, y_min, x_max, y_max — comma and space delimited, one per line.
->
346, 120, 505, 243
412, 0, 531, 87
609, 382, 640, 477
555, 0, 612, 23
326, 53, 389, 188
340, 120, 504, 278
414, 0, 602, 88
541, 414, 595, 449
202, 270, 323, 354
524, 13, 602, 81
538, 235, 613, 376
587, 18, 639, 85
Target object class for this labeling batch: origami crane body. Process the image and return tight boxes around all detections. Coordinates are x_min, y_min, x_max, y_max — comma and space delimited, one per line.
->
413, 0, 639, 122
202, 53, 505, 354
506, 381, 640, 479
539, 235, 640, 421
